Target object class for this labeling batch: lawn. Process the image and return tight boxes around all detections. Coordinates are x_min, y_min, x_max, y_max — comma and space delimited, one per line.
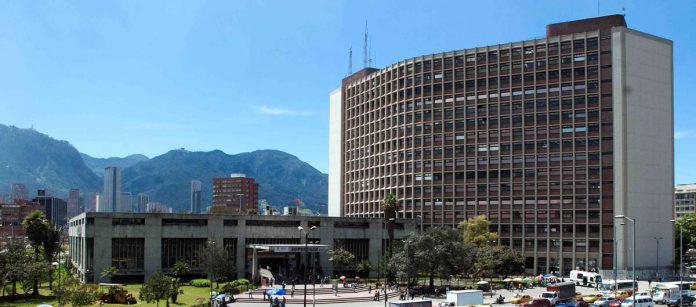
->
1, 283, 215, 306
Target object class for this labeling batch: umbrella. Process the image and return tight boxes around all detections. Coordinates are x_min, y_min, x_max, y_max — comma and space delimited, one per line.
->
266, 289, 286, 296
340, 276, 346, 280
503, 278, 513, 282
513, 277, 524, 282
215, 294, 227, 301
476, 281, 489, 285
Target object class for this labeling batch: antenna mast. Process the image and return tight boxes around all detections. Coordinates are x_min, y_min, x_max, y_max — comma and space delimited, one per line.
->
348, 47, 353, 75
363, 21, 368, 68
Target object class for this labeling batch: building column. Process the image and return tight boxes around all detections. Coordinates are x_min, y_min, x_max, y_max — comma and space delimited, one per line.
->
143, 216, 162, 281
92, 217, 113, 283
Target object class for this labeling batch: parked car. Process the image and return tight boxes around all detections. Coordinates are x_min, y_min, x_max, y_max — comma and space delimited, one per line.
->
584, 294, 604, 303
620, 296, 653, 307
664, 294, 695, 307
522, 298, 552, 307
511, 294, 534, 304
593, 296, 621, 307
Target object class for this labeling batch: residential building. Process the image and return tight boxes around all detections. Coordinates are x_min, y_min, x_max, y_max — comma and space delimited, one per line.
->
68, 212, 415, 283
67, 189, 81, 218
674, 184, 696, 218
0, 199, 42, 236
33, 189, 67, 226
102, 167, 121, 212
190, 180, 203, 214
120, 192, 132, 213
329, 15, 674, 276
283, 206, 298, 216
212, 174, 259, 213
146, 202, 171, 213
136, 193, 149, 213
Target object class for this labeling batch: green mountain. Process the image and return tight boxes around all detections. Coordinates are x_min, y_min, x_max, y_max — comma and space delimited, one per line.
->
0, 124, 101, 196
121, 149, 328, 213
80, 153, 149, 177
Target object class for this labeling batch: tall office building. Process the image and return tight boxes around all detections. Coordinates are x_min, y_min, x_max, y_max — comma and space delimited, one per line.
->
67, 189, 81, 217
33, 189, 67, 226
136, 193, 149, 213
330, 15, 674, 275
119, 192, 133, 212
674, 184, 696, 219
212, 174, 259, 213
102, 167, 121, 212
190, 180, 203, 214
10, 183, 27, 201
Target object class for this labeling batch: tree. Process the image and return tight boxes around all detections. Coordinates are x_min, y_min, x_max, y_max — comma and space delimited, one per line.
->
101, 266, 118, 282
494, 246, 525, 278
67, 283, 102, 307
22, 210, 50, 295
327, 247, 356, 271
198, 243, 235, 289
0, 236, 30, 296
675, 213, 696, 262
356, 260, 373, 277
172, 260, 191, 279
19, 260, 48, 295
391, 227, 476, 290
382, 193, 398, 220
458, 215, 498, 248
42, 227, 61, 290
140, 270, 171, 307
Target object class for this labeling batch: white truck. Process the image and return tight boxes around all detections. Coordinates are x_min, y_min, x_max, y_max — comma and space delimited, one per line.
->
390, 300, 433, 307
445, 290, 484, 306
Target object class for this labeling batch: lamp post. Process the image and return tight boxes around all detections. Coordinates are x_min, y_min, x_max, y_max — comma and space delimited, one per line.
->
236, 193, 245, 213
615, 215, 636, 306
207, 240, 215, 307
653, 236, 663, 279
671, 218, 693, 307
385, 217, 395, 307
298, 225, 317, 307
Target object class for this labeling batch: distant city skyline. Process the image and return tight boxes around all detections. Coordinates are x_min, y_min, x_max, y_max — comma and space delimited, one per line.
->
1, 1, 695, 184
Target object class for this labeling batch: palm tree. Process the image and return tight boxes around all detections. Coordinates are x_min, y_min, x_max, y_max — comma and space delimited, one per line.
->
22, 210, 49, 295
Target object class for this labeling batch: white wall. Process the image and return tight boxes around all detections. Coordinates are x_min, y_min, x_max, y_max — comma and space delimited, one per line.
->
328, 88, 343, 217
612, 27, 674, 272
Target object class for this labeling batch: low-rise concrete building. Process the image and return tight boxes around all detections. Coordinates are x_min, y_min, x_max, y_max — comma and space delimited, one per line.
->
68, 212, 416, 283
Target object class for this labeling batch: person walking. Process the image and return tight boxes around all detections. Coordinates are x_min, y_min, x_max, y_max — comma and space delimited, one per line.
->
290, 288, 295, 298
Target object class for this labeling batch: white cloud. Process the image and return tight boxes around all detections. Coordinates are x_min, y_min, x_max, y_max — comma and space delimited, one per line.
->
675, 130, 696, 140
258, 105, 310, 116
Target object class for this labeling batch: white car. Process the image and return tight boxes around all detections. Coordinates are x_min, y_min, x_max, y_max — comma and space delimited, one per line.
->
541, 291, 559, 305
620, 296, 654, 307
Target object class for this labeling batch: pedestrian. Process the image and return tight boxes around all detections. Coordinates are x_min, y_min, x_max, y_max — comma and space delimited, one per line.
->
248, 289, 253, 298
374, 291, 380, 301
368, 284, 372, 293
281, 296, 286, 307
291, 288, 295, 298
282, 281, 286, 290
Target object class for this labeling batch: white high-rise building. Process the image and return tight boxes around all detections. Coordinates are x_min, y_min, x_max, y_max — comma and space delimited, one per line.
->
102, 167, 121, 212
136, 193, 149, 213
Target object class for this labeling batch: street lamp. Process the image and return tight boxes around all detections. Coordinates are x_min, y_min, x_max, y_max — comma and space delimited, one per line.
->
653, 236, 663, 279
54, 225, 65, 307
236, 193, 245, 213
615, 215, 636, 306
207, 240, 215, 307
671, 217, 693, 307
298, 225, 317, 307
385, 217, 395, 307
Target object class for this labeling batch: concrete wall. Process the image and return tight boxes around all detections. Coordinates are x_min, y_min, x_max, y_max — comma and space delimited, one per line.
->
328, 88, 343, 217
612, 27, 674, 274
69, 213, 416, 283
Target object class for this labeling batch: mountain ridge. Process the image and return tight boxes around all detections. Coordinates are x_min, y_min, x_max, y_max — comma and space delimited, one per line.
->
0, 124, 328, 213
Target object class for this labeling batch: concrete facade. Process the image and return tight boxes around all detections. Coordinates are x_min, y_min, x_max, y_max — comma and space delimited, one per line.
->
329, 87, 343, 217
68, 212, 416, 283
611, 27, 674, 277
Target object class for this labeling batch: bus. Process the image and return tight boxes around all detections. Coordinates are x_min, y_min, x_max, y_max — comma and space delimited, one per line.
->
599, 279, 638, 293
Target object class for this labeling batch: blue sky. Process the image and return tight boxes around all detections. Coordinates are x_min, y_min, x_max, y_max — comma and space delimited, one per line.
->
1, 1, 695, 183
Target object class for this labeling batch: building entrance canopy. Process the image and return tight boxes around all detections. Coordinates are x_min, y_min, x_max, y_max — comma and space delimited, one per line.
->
247, 244, 329, 253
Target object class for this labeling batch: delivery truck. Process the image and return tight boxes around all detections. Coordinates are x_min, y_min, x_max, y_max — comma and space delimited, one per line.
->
541, 282, 576, 305
445, 290, 484, 306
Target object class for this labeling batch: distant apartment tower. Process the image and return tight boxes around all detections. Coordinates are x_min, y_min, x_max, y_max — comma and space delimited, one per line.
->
33, 189, 67, 226
0, 199, 43, 236
120, 192, 132, 212
146, 202, 172, 213
674, 184, 696, 218
330, 15, 674, 275
190, 180, 203, 213
136, 193, 149, 213
283, 206, 298, 216
67, 189, 81, 217
212, 173, 259, 213
102, 167, 121, 212
10, 183, 27, 201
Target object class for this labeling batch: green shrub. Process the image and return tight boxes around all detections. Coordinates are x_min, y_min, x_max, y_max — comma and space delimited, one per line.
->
190, 279, 211, 287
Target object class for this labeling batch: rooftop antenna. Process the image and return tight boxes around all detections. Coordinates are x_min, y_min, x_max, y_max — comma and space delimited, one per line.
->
363, 20, 368, 68
368, 35, 374, 67
622, 7, 626, 16
348, 46, 353, 75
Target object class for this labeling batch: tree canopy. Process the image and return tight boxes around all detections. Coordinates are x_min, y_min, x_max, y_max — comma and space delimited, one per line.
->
458, 215, 498, 248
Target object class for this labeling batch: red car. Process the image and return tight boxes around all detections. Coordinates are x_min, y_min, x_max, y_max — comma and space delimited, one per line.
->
522, 298, 552, 307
